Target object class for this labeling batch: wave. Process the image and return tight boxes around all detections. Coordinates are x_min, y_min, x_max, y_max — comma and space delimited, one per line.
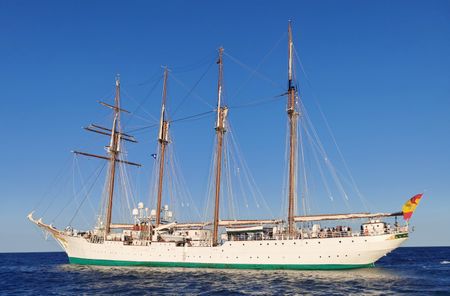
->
440, 260, 450, 264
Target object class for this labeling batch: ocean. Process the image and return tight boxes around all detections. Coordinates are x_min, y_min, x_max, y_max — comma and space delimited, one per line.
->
0, 247, 449, 295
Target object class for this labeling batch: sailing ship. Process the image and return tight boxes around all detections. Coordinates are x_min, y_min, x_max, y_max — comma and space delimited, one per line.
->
29, 22, 420, 270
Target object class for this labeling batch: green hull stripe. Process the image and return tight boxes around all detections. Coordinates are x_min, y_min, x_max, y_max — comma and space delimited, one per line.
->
68, 257, 374, 270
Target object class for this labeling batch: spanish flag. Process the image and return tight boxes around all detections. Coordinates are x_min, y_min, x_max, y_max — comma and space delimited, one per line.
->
402, 193, 423, 221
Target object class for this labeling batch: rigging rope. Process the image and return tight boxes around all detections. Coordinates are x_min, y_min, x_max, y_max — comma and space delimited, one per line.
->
172, 57, 216, 117
203, 136, 218, 223
300, 100, 351, 210
126, 110, 215, 135
33, 154, 72, 213
227, 121, 274, 218
168, 141, 202, 220
74, 156, 97, 216
170, 110, 216, 124
170, 52, 217, 73
231, 32, 287, 99
121, 84, 161, 128
171, 72, 215, 109
223, 51, 284, 91
294, 46, 370, 211
117, 147, 137, 223
71, 157, 91, 227
126, 93, 286, 135
63, 161, 107, 226
124, 69, 163, 87
298, 112, 309, 216
228, 94, 286, 109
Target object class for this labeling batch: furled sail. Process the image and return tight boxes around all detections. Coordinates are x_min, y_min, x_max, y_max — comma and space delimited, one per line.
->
294, 212, 402, 222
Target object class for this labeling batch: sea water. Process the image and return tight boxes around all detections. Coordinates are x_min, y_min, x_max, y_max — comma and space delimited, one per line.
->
0, 247, 449, 295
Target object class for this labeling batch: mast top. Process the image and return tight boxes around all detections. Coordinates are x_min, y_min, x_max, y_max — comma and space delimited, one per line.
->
288, 22, 294, 89
158, 67, 170, 143
161, 67, 169, 108
215, 47, 226, 130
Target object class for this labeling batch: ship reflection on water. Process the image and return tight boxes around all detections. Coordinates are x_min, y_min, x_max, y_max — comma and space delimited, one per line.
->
58, 262, 402, 295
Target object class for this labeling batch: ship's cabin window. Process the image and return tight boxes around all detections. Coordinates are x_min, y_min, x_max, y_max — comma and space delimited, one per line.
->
225, 226, 273, 242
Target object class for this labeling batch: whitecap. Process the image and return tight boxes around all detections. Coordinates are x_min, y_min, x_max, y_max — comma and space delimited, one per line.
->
440, 260, 450, 264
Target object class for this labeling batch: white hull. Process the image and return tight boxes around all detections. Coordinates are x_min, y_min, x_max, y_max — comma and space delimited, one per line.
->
52, 230, 407, 269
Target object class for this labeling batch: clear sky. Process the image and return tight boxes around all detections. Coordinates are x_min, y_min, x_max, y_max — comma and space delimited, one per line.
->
0, 0, 449, 252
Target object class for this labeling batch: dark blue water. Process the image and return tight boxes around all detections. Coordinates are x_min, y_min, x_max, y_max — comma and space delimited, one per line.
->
0, 247, 449, 295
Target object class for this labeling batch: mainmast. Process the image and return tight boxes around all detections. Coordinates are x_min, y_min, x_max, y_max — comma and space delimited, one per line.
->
156, 68, 170, 226
213, 47, 228, 246
287, 22, 299, 237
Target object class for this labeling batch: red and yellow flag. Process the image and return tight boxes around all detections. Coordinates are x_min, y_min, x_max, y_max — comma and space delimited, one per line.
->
402, 193, 423, 221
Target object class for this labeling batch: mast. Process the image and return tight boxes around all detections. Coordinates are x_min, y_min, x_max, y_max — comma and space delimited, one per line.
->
72, 75, 141, 236
105, 75, 121, 235
287, 21, 298, 237
156, 68, 170, 226
72, 75, 141, 237
213, 47, 228, 246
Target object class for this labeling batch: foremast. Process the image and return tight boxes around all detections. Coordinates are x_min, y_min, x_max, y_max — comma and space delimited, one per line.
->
105, 76, 121, 234
287, 22, 299, 237
73, 75, 141, 236
213, 47, 228, 246
156, 67, 170, 226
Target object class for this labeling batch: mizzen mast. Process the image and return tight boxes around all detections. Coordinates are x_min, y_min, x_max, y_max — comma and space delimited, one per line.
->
156, 67, 170, 226
213, 47, 228, 246
287, 22, 299, 237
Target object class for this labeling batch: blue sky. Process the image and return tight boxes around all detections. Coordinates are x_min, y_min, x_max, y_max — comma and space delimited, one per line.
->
0, 0, 449, 252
